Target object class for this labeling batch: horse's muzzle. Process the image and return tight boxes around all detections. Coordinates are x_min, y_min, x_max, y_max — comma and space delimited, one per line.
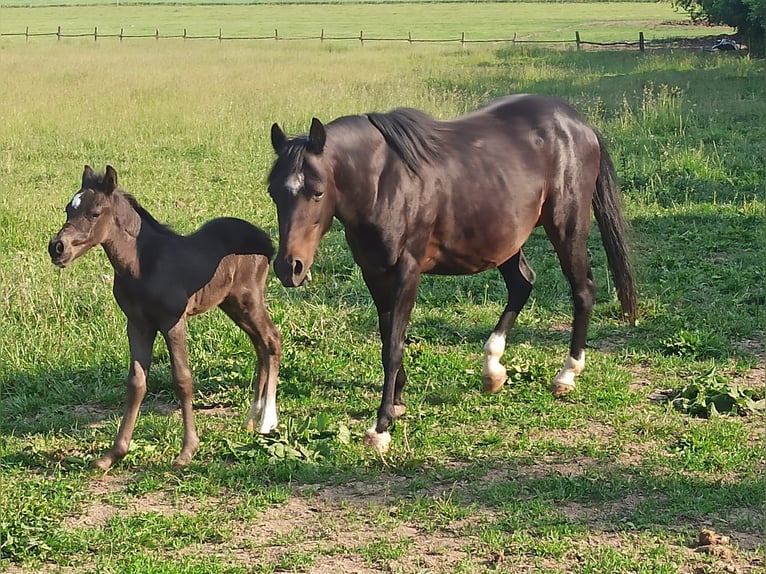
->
48, 237, 68, 267
274, 255, 307, 288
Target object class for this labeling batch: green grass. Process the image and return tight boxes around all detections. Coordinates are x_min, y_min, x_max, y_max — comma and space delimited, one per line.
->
0, 22, 764, 574
0, 1, 734, 42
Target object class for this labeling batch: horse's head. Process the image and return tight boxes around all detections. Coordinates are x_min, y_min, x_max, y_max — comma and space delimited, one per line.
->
268, 118, 335, 287
48, 165, 119, 268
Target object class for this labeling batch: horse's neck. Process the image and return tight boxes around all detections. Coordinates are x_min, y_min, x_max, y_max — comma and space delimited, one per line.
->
101, 193, 143, 278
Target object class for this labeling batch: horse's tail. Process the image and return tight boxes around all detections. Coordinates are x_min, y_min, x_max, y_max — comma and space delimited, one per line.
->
593, 130, 637, 325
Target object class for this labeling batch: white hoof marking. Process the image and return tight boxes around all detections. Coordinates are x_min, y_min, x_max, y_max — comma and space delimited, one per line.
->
482, 333, 507, 380
551, 352, 585, 395
363, 427, 391, 454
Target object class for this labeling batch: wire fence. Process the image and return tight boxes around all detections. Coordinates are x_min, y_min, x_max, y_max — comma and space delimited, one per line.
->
1, 26, 655, 50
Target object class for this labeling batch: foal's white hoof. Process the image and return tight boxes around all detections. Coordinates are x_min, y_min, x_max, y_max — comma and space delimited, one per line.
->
363, 428, 391, 455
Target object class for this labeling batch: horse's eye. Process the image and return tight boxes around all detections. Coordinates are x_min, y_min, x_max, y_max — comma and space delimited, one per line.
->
87, 211, 101, 221
311, 188, 324, 201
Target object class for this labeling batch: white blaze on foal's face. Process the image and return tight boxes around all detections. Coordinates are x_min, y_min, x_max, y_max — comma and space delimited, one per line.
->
70, 192, 84, 210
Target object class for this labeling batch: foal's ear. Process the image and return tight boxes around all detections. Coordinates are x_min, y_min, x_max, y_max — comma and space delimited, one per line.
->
82, 165, 95, 187
308, 117, 326, 155
270, 122, 288, 154
103, 165, 118, 194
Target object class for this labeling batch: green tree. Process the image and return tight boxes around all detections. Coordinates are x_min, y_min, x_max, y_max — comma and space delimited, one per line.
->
673, 0, 765, 56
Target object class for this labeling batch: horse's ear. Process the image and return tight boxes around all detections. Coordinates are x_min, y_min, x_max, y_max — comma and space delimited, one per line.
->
308, 117, 326, 155
271, 122, 288, 154
103, 165, 118, 194
82, 165, 95, 187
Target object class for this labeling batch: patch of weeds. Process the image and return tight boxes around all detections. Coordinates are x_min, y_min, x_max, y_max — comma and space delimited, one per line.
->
225, 413, 350, 463
670, 368, 764, 418
658, 329, 729, 360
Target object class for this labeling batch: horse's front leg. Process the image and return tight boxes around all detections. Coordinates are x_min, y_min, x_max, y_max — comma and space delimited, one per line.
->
92, 321, 156, 472
163, 319, 200, 468
363, 253, 421, 454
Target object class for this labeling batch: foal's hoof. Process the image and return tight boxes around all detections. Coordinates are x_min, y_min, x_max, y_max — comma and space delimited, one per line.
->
549, 380, 576, 398
363, 429, 391, 455
393, 404, 407, 418
482, 373, 507, 394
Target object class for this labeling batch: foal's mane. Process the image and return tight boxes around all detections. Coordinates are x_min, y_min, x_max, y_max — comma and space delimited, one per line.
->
83, 170, 174, 235
366, 108, 445, 175
123, 193, 175, 235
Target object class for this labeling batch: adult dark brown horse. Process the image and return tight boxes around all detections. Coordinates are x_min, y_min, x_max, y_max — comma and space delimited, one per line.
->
49, 165, 281, 471
268, 94, 637, 454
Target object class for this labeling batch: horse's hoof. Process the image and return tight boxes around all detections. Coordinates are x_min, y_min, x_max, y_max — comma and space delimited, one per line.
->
363, 428, 391, 454
90, 458, 112, 473
242, 419, 256, 433
393, 404, 407, 418
549, 381, 576, 397
482, 374, 507, 393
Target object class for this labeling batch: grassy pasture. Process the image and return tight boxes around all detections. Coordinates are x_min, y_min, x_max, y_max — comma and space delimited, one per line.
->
0, 1, 735, 42
0, 19, 764, 574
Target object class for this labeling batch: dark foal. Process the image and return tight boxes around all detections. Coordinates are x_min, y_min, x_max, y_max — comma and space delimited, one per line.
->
267, 95, 637, 454
49, 165, 281, 470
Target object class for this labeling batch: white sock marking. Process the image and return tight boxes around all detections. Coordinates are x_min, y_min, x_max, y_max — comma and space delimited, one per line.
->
553, 351, 586, 389
482, 332, 507, 381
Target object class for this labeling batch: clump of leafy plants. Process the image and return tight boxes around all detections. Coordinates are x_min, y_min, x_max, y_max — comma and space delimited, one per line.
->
226, 413, 350, 463
671, 368, 764, 418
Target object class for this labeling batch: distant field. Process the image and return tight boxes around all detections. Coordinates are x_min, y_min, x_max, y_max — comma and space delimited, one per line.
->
0, 2, 733, 42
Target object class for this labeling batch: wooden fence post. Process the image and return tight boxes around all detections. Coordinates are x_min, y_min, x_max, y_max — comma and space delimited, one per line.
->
120, 27, 124, 42
94, 26, 98, 42
639, 31, 645, 52
513, 32, 517, 45
219, 28, 222, 43
183, 28, 187, 40
155, 28, 159, 41
408, 31, 412, 44
56, 26, 60, 41
275, 28, 278, 41
461, 31, 465, 48
360, 30, 363, 46
576, 31, 581, 50
321, 28, 324, 43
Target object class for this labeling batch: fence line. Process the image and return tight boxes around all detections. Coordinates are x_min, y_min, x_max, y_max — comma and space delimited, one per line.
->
0, 27, 651, 50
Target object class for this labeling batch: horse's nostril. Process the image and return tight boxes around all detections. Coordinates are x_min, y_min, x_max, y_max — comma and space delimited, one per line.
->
292, 259, 304, 278
55, 241, 64, 255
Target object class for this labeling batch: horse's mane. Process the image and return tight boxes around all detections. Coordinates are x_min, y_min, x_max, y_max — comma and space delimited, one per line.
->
123, 193, 175, 235
82, 169, 175, 235
366, 108, 445, 174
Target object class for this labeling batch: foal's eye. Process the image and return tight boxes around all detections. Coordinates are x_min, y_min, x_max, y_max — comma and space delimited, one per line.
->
310, 188, 324, 200
87, 211, 101, 221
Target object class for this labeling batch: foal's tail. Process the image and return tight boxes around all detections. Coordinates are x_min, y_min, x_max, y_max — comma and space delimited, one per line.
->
593, 130, 637, 325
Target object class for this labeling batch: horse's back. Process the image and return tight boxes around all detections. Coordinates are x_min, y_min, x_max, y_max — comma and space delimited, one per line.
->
194, 218, 275, 261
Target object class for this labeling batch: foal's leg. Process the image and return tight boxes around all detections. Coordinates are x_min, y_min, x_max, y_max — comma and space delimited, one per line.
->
219, 271, 282, 435
482, 250, 536, 393
92, 320, 156, 472
362, 254, 421, 454
162, 319, 200, 468
544, 213, 596, 397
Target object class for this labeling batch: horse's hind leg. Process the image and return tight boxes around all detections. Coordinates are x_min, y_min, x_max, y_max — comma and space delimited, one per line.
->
92, 320, 156, 472
544, 211, 596, 397
482, 250, 536, 393
220, 259, 281, 435
163, 319, 201, 468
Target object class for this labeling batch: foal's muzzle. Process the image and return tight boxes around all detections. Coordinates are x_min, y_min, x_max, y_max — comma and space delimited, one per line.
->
274, 255, 307, 288
48, 236, 68, 267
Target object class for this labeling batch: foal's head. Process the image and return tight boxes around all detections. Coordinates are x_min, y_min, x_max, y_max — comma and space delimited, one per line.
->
49, 165, 122, 268
268, 119, 336, 287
